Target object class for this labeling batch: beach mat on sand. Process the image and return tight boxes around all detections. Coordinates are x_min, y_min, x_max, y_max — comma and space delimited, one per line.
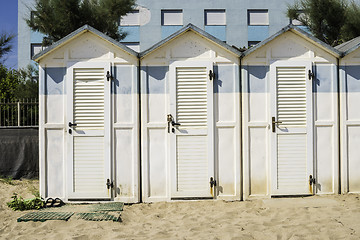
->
76, 212, 122, 222
91, 202, 124, 212
17, 212, 74, 222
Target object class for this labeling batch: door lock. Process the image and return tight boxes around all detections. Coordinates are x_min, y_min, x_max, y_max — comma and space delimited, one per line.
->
271, 117, 282, 132
167, 114, 181, 133
68, 122, 77, 134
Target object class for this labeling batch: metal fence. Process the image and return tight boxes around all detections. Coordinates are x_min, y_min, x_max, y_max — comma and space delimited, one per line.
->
0, 99, 39, 127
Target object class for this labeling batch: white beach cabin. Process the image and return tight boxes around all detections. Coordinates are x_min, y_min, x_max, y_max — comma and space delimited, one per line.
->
241, 25, 341, 199
34, 25, 140, 203
139, 24, 242, 202
337, 38, 360, 194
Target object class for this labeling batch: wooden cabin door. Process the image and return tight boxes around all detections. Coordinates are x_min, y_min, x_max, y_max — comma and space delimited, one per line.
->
270, 61, 314, 195
169, 61, 215, 198
66, 62, 112, 199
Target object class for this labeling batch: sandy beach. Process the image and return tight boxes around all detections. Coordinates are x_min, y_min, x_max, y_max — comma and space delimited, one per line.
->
1, 179, 360, 240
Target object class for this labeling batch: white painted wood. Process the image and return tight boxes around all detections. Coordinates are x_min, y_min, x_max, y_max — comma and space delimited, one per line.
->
170, 61, 214, 198
270, 61, 313, 195
123, 42, 140, 52
66, 62, 111, 199
205, 10, 226, 25
39, 65, 46, 199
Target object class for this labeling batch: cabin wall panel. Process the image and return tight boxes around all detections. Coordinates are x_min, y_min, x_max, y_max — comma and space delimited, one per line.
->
45, 129, 64, 198
347, 126, 360, 192
44, 67, 66, 124
114, 128, 136, 201
248, 127, 267, 196
217, 127, 236, 197
147, 128, 168, 198
315, 126, 335, 193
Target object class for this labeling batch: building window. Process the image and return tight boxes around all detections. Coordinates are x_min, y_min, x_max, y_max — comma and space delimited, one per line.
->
122, 42, 140, 52
248, 41, 260, 47
290, 11, 305, 26
30, 11, 37, 22
120, 10, 140, 26
248, 10, 269, 25
204, 10, 226, 25
31, 43, 43, 58
161, 10, 183, 26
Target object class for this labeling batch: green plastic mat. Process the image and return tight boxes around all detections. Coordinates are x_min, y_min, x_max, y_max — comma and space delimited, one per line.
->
17, 212, 74, 222
77, 212, 121, 222
91, 202, 124, 212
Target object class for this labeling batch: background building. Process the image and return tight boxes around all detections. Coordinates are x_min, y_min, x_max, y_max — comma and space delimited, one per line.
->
18, 0, 296, 69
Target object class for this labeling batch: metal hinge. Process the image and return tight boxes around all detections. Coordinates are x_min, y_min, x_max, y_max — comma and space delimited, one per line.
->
106, 71, 113, 81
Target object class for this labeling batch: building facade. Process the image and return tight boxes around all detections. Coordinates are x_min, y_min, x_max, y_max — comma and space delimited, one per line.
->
18, 0, 296, 69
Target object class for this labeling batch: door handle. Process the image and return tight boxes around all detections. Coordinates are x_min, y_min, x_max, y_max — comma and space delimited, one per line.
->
167, 114, 181, 133
68, 122, 77, 128
171, 120, 181, 127
272, 117, 282, 132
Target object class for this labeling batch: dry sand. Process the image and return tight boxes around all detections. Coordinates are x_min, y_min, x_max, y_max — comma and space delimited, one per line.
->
1, 179, 360, 240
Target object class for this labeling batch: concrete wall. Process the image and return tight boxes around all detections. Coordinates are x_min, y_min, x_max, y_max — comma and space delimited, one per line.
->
18, 0, 296, 68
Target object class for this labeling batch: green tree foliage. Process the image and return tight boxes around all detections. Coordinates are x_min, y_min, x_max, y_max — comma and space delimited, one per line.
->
341, 1, 360, 41
0, 64, 19, 100
0, 64, 39, 101
0, 33, 15, 62
26, 0, 136, 46
15, 64, 39, 99
287, 0, 348, 46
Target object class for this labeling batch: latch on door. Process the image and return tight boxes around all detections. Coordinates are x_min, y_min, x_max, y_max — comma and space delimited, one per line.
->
210, 177, 217, 187
271, 117, 282, 132
210, 177, 217, 197
106, 179, 113, 189
309, 175, 316, 194
167, 114, 181, 133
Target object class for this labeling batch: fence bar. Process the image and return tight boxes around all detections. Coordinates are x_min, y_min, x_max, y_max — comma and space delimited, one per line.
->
0, 98, 39, 127
17, 101, 20, 126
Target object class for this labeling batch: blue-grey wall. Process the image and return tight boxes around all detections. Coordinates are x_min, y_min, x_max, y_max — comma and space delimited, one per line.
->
342, 65, 360, 92
19, 0, 295, 69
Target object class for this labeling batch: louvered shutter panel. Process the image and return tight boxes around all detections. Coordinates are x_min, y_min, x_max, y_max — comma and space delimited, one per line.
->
176, 67, 208, 129
277, 134, 307, 189
74, 136, 105, 192
74, 68, 105, 130
276, 67, 307, 128
175, 66, 210, 194
73, 68, 106, 194
275, 65, 310, 193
